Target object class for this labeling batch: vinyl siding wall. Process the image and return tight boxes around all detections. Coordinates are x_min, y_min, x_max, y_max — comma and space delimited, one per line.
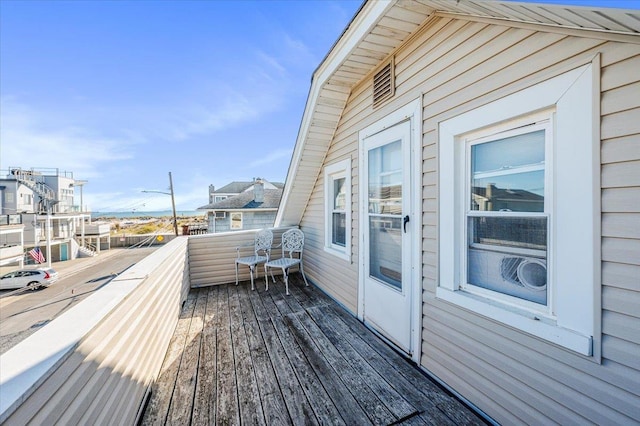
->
208, 211, 277, 233
0, 238, 190, 424
189, 227, 294, 287
299, 150, 359, 312
299, 16, 640, 424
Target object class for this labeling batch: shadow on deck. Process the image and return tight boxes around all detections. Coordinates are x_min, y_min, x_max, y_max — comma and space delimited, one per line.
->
142, 275, 484, 425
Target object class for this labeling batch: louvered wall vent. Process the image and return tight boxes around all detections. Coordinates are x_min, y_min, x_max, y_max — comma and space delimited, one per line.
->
373, 58, 395, 108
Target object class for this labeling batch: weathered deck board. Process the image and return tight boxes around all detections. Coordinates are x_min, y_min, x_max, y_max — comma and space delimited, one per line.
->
142, 275, 485, 425
166, 289, 207, 424
253, 283, 339, 424
192, 286, 218, 425
215, 284, 240, 424
236, 284, 291, 426
143, 292, 197, 425
229, 283, 265, 425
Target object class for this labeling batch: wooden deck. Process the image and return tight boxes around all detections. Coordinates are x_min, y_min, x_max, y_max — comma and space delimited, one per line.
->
142, 275, 484, 425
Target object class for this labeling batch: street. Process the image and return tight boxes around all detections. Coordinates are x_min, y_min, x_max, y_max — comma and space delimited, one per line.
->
0, 246, 159, 354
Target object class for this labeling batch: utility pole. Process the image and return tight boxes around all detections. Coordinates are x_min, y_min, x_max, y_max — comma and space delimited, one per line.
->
142, 172, 179, 237
168, 172, 178, 237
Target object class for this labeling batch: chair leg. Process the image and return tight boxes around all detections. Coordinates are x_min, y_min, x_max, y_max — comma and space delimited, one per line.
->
249, 265, 255, 291
300, 262, 309, 287
235, 262, 239, 286
284, 267, 290, 295
266, 267, 270, 291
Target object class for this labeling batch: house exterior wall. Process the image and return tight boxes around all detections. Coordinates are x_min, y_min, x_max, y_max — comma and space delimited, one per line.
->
298, 15, 640, 424
43, 175, 75, 213
208, 211, 277, 233
300, 150, 359, 312
0, 181, 34, 215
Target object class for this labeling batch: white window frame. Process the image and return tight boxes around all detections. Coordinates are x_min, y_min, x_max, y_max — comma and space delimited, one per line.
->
214, 195, 227, 202
324, 158, 351, 261
438, 63, 600, 356
230, 212, 243, 230
462, 113, 553, 313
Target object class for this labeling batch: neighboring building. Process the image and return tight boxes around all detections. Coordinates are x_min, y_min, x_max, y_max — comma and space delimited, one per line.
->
274, 1, 640, 424
0, 168, 100, 272
198, 179, 283, 233
0, 215, 25, 272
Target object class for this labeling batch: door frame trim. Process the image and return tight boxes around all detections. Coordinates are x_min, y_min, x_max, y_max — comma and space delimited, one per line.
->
357, 98, 422, 363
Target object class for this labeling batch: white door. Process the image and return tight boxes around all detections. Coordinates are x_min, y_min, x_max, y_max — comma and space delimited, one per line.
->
362, 120, 413, 353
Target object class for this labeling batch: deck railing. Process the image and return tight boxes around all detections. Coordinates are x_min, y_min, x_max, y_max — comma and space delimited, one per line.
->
188, 226, 295, 287
0, 237, 189, 424
0, 227, 293, 424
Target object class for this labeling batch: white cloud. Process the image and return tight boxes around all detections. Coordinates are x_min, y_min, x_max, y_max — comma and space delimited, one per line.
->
256, 51, 287, 75
0, 97, 134, 178
248, 148, 292, 168
281, 33, 316, 67
166, 94, 262, 141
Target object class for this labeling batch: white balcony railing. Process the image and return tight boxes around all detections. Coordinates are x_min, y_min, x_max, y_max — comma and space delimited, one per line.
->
0, 245, 23, 260
82, 223, 111, 235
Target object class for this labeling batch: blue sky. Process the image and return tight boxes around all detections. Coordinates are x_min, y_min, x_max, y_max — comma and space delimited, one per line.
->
0, 0, 362, 212
1, 0, 638, 212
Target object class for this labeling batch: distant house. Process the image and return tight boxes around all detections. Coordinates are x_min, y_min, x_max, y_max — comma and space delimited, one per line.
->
198, 179, 283, 233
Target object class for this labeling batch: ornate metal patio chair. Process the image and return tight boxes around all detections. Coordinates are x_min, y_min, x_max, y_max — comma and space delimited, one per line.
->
265, 228, 309, 295
235, 229, 273, 291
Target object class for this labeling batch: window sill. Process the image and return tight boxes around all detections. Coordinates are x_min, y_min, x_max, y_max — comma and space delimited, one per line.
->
436, 287, 592, 356
324, 246, 350, 262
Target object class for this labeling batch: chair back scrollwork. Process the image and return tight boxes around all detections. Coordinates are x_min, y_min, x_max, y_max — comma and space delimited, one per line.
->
282, 229, 304, 259
255, 229, 273, 256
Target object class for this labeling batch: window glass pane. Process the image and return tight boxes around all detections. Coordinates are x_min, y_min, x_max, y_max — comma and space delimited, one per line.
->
333, 177, 346, 210
332, 212, 346, 246
230, 213, 242, 229
368, 140, 402, 214
369, 216, 402, 290
468, 216, 547, 305
471, 130, 545, 212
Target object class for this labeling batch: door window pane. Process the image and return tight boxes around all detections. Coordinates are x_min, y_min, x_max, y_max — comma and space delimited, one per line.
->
369, 217, 402, 290
368, 140, 402, 214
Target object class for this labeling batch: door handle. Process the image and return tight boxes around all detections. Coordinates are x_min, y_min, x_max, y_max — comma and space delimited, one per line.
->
403, 215, 410, 233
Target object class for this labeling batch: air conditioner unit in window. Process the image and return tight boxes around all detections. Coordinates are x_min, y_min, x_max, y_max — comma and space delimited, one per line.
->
468, 248, 547, 305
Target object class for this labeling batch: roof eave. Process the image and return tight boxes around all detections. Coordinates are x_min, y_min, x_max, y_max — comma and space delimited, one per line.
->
275, 0, 401, 227
275, 0, 640, 227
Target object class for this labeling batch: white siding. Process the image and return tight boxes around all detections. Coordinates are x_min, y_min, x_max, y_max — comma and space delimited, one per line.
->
0, 238, 190, 424
188, 227, 294, 288
300, 144, 359, 312
298, 15, 640, 425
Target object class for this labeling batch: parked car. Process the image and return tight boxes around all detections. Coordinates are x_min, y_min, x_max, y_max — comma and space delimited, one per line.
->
0, 268, 59, 290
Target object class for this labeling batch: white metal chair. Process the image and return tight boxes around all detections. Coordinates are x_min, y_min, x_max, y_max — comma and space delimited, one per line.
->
235, 229, 273, 291
265, 228, 309, 295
